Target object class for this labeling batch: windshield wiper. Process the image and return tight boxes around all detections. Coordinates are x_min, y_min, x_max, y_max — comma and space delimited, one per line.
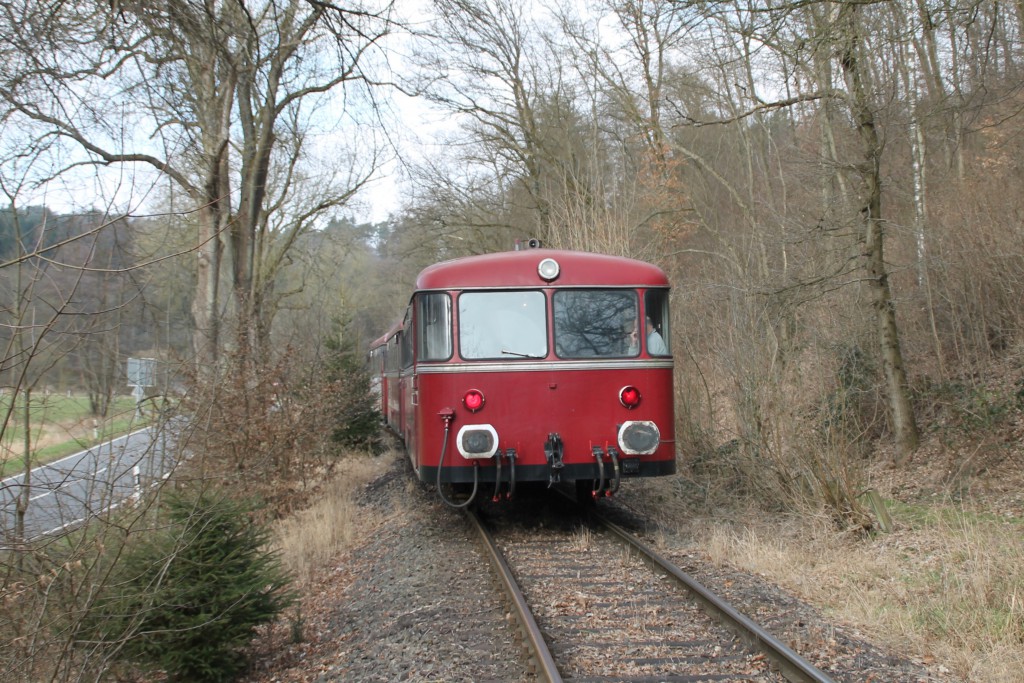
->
501, 349, 544, 359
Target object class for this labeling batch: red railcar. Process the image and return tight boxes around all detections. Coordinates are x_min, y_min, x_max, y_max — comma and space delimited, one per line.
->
373, 247, 675, 506
369, 320, 403, 429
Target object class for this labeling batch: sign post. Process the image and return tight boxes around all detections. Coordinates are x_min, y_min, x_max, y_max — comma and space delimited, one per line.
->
127, 357, 157, 418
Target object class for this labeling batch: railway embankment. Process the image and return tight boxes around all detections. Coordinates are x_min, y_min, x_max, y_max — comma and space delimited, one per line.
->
242, 450, 969, 682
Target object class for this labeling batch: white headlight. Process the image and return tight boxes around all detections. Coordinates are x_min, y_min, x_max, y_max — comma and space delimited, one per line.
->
537, 257, 560, 281
618, 420, 660, 455
456, 424, 499, 459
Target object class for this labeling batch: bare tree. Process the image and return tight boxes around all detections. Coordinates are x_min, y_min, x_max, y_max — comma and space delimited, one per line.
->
411, 0, 570, 243
1, 0, 392, 373
551, 0, 696, 256
833, 1, 920, 460
644, 0, 924, 467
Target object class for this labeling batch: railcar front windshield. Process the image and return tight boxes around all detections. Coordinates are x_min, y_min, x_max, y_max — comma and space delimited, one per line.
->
553, 289, 639, 358
459, 290, 547, 359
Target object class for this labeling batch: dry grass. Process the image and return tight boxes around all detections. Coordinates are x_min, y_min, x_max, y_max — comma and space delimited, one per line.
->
616, 341, 1024, 681
272, 453, 394, 586
622, 424, 1024, 683
690, 504, 1024, 682
571, 524, 594, 551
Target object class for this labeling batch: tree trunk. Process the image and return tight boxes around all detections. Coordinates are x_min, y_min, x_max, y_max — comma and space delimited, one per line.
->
837, 2, 920, 463
191, 196, 224, 372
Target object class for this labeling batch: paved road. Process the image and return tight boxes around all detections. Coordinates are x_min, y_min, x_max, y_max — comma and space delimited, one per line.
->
1, 422, 180, 545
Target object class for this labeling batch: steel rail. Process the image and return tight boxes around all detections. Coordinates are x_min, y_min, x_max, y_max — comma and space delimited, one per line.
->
464, 509, 562, 683
589, 506, 836, 683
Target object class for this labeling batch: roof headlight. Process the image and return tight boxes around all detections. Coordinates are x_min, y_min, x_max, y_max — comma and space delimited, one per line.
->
537, 257, 560, 281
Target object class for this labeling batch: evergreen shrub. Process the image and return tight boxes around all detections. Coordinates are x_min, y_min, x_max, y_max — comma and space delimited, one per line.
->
90, 491, 294, 682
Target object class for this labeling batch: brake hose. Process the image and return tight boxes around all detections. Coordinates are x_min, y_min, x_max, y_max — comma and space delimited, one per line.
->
436, 416, 479, 509
492, 451, 503, 502
607, 445, 621, 496
592, 446, 605, 499
507, 448, 516, 500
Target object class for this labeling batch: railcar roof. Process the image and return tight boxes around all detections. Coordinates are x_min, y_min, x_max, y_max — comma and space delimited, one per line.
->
369, 319, 403, 347
414, 249, 669, 291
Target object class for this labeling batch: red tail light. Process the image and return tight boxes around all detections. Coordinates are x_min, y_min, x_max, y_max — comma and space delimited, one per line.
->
463, 389, 485, 412
619, 385, 641, 409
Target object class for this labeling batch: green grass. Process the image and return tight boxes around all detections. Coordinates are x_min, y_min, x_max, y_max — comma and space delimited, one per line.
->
2, 394, 124, 430
886, 498, 1024, 529
1, 394, 146, 477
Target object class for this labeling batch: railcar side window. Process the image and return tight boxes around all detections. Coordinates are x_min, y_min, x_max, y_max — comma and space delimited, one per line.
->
417, 293, 452, 361
644, 288, 671, 356
553, 290, 638, 358
459, 291, 547, 360
385, 337, 399, 372
400, 308, 413, 369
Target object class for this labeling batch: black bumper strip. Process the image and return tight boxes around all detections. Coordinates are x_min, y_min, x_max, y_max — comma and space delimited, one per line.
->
421, 459, 675, 484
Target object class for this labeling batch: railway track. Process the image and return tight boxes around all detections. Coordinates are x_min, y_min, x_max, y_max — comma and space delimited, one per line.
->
467, 499, 835, 683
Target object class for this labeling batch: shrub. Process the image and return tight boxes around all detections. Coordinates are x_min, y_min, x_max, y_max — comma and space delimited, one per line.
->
89, 491, 294, 682
321, 320, 382, 452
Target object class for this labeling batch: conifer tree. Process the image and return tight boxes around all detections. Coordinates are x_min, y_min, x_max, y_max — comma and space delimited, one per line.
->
90, 491, 294, 682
